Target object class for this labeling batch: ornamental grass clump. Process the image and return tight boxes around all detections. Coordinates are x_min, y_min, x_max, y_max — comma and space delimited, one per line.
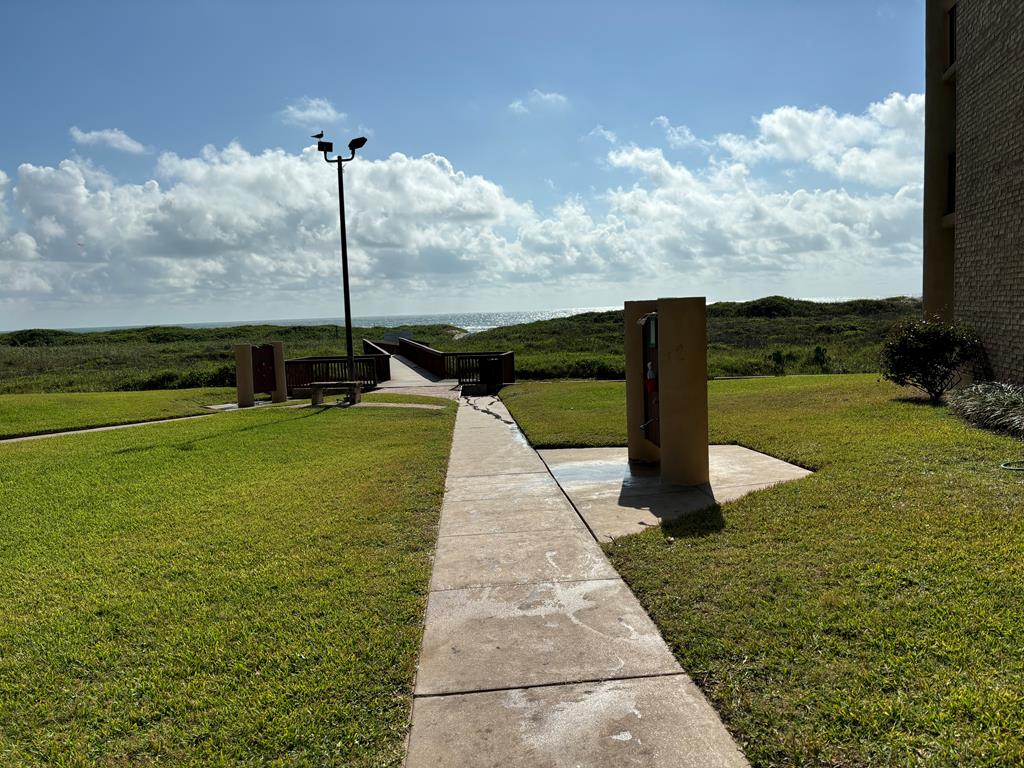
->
950, 381, 1024, 438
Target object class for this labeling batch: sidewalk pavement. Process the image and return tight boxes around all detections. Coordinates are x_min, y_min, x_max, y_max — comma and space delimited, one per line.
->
405, 396, 749, 767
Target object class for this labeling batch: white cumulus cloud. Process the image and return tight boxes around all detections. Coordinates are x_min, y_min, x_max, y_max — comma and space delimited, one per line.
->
587, 125, 619, 144
0, 92, 926, 324
279, 97, 346, 126
509, 89, 568, 115
715, 92, 924, 187
69, 126, 147, 154
0, 170, 10, 236
652, 116, 709, 150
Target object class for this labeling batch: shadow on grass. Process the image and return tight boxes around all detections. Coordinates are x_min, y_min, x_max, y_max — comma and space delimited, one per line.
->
893, 395, 945, 407
660, 504, 726, 539
112, 407, 328, 456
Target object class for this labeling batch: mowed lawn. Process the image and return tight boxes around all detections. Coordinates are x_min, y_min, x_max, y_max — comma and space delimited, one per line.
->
0, 388, 236, 439
503, 376, 1024, 766
0, 401, 455, 766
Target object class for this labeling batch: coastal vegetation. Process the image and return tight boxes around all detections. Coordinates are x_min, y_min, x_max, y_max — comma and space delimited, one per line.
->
451, 295, 920, 380
0, 401, 455, 766
0, 296, 920, 393
0, 324, 459, 394
501, 375, 1024, 765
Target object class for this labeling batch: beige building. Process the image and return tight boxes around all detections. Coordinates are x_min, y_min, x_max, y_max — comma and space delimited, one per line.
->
923, 0, 1024, 383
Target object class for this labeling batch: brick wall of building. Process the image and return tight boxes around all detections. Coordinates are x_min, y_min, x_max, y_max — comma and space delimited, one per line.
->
953, 0, 1024, 383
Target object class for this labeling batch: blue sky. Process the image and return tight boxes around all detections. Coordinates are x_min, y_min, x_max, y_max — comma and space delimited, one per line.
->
0, 0, 926, 329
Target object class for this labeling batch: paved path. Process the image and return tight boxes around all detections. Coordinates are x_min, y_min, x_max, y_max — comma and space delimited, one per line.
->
0, 412, 218, 444
376, 354, 460, 393
406, 396, 748, 767
375, 355, 461, 400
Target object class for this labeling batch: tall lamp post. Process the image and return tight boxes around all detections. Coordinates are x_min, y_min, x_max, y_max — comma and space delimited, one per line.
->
318, 135, 367, 380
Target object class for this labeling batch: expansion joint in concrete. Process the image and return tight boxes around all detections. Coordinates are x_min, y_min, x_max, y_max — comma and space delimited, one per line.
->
413, 670, 691, 700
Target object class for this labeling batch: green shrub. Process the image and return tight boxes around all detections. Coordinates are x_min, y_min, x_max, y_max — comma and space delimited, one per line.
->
808, 345, 832, 373
515, 353, 624, 380
2, 329, 78, 347
879, 320, 982, 403
738, 295, 800, 318
116, 364, 236, 391
950, 382, 1024, 438
768, 349, 798, 375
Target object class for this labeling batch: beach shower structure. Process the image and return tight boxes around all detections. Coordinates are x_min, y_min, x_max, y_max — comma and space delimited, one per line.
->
235, 342, 287, 407
624, 297, 709, 486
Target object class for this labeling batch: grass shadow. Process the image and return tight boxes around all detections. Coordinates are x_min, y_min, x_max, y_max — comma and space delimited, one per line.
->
660, 503, 726, 539
893, 395, 945, 407
112, 407, 327, 456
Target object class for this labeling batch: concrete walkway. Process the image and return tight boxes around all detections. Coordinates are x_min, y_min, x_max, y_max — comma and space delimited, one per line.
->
375, 355, 461, 399
0, 412, 218, 444
405, 396, 748, 767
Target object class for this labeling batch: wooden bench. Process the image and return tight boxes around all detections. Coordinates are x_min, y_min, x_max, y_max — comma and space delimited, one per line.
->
307, 381, 362, 406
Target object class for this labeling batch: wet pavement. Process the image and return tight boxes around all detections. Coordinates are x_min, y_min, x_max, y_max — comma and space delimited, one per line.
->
541, 446, 812, 542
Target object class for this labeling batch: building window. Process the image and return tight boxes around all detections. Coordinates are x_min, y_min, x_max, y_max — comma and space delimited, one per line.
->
948, 4, 958, 66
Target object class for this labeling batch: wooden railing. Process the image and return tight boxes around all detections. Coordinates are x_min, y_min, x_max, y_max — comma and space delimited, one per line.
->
361, 339, 393, 382
285, 356, 382, 390
398, 338, 449, 378
361, 339, 390, 356
444, 353, 460, 380
454, 352, 515, 385
394, 338, 514, 386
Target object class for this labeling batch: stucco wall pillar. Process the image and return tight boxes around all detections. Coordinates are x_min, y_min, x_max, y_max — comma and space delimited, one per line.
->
656, 297, 709, 486
234, 344, 255, 408
271, 341, 287, 403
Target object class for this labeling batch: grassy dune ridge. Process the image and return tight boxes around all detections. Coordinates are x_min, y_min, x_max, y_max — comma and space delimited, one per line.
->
0, 324, 460, 394
448, 295, 919, 379
0, 296, 920, 393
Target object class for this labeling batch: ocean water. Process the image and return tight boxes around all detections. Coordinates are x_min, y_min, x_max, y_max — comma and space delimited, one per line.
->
72, 307, 619, 335
351, 308, 618, 333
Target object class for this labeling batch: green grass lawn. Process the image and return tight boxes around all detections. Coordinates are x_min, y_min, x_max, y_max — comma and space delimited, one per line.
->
501, 379, 626, 447
0, 387, 237, 439
0, 401, 456, 766
502, 376, 1024, 766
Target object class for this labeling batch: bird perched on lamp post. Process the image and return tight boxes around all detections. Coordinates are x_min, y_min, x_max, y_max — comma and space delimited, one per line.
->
311, 130, 324, 139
